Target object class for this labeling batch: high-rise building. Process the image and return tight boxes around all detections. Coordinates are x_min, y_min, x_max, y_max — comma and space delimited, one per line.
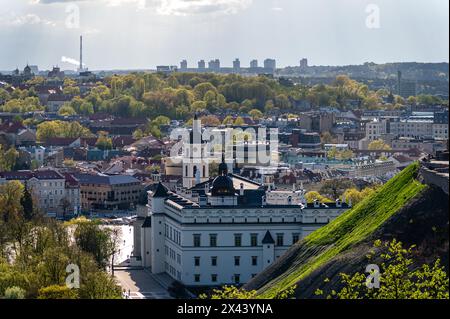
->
180, 60, 188, 70
233, 58, 241, 70
264, 58, 276, 71
300, 58, 308, 68
397, 70, 417, 98
198, 60, 206, 69
208, 59, 220, 71
250, 59, 258, 68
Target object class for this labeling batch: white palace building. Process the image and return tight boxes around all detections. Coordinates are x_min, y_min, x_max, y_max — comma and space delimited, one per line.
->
137, 120, 351, 288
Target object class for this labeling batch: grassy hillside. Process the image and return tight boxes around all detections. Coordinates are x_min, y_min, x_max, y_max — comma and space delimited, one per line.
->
255, 162, 427, 298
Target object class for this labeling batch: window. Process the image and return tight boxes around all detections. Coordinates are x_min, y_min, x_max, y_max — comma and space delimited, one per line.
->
292, 233, 300, 245
211, 274, 217, 283
251, 256, 258, 266
194, 257, 200, 267
234, 256, 240, 266
211, 256, 217, 266
234, 234, 242, 247
193, 234, 201, 247
209, 234, 217, 247
234, 274, 240, 284
194, 274, 200, 282
250, 233, 258, 247
276, 233, 284, 246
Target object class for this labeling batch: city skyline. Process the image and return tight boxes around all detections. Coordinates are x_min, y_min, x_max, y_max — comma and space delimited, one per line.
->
0, 0, 449, 71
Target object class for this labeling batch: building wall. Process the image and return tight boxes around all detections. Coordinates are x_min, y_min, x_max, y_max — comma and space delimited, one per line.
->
146, 200, 347, 286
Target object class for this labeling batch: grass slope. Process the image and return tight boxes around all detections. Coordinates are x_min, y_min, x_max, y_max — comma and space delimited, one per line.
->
257, 162, 427, 298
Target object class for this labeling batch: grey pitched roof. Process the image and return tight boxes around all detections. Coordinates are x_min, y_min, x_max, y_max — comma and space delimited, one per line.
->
153, 182, 169, 198
262, 231, 275, 244
142, 216, 152, 228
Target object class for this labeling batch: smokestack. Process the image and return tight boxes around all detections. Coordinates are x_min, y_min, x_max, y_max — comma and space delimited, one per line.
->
80, 35, 83, 72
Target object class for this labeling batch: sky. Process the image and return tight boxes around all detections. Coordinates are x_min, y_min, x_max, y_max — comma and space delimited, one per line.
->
0, 0, 448, 71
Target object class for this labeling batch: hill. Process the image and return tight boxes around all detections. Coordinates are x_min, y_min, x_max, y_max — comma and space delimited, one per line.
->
244, 162, 449, 298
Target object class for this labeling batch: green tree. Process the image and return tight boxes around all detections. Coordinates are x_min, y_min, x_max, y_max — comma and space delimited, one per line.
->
37, 285, 78, 299
249, 109, 263, 120
305, 191, 333, 204
58, 104, 77, 116
234, 116, 245, 126
316, 240, 449, 299
320, 179, 355, 199
20, 185, 34, 221
96, 131, 113, 150
4, 286, 26, 299
78, 271, 122, 299
368, 139, 392, 151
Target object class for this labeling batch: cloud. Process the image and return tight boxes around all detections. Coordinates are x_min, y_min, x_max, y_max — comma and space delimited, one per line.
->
0, 13, 57, 27
32, 0, 253, 15
154, 0, 253, 16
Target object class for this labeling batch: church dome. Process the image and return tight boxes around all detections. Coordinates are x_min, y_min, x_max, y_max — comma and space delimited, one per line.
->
218, 161, 228, 175
211, 175, 235, 196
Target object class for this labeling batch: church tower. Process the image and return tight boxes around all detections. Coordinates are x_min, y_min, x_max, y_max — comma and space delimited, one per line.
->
183, 115, 209, 188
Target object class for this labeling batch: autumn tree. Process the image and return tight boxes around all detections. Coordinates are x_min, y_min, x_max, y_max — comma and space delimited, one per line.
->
368, 139, 392, 150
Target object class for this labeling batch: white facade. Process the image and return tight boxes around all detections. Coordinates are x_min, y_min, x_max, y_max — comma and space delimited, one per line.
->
432, 123, 449, 140
365, 119, 387, 141
389, 119, 433, 139
142, 182, 350, 287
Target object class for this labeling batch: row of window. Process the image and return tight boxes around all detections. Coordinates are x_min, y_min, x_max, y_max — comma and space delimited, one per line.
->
194, 255, 259, 267
41, 181, 64, 187
165, 224, 181, 245
194, 273, 255, 284
193, 233, 300, 247
164, 245, 181, 264
164, 262, 181, 280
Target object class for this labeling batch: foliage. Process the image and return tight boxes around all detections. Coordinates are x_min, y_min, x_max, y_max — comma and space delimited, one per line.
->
3, 286, 26, 299
315, 240, 449, 299
73, 221, 115, 269
304, 191, 333, 203
326, 147, 354, 161
0, 97, 44, 113
320, 179, 355, 199
37, 285, 78, 299
78, 271, 122, 299
36, 120, 93, 141
342, 187, 378, 206
0, 210, 122, 299
20, 185, 34, 221
95, 131, 113, 150
58, 104, 77, 116
368, 139, 392, 151
199, 286, 257, 299
0, 145, 19, 172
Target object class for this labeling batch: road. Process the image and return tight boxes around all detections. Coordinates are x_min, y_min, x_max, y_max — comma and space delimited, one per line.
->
115, 269, 173, 299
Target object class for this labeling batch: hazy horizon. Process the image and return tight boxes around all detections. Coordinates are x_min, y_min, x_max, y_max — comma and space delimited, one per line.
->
1, 0, 448, 71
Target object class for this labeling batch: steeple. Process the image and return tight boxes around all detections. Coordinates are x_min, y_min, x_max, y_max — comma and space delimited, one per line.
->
218, 152, 228, 176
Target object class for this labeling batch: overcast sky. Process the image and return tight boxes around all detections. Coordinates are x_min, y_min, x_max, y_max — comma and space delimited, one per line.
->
0, 0, 448, 71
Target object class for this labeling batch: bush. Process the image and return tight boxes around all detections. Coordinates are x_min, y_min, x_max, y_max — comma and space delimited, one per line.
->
4, 286, 26, 299
37, 285, 78, 299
